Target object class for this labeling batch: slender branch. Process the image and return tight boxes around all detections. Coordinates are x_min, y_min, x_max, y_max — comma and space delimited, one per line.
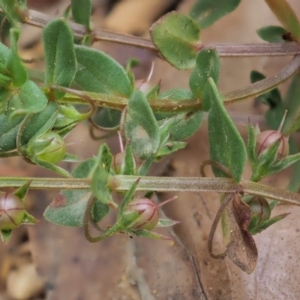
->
54, 54, 300, 113
109, 175, 300, 206
223, 54, 300, 104
19, 9, 300, 57
0, 175, 300, 206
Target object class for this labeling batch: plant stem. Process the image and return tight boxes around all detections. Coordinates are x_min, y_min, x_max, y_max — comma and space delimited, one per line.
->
53, 54, 300, 113
109, 175, 300, 206
0, 175, 300, 205
20, 9, 300, 57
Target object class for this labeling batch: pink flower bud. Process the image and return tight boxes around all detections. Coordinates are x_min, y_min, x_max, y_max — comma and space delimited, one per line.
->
256, 130, 289, 159
126, 197, 159, 230
0, 193, 26, 230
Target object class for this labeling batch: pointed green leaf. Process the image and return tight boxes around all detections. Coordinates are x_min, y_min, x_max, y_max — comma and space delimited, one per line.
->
190, 0, 241, 28
118, 178, 140, 218
53, 104, 87, 131
156, 89, 203, 140
22, 212, 39, 225
125, 91, 160, 160
150, 11, 200, 70
132, 229, 171, 240
74, 45, 132, 96
7, 28, 27, 87
7, 80, 48, 118
257, 25, 287, 42
189, 49, 220, 111
0, 42, 10, 65
0, 229, 12, 243
251, 140, 281, 181
265, 0, 300, 41
62, 153, 81, 162
156, 141, 186, 160
90, 144, 116, 207
252, 213, 289, 234
156, 218, 179, 227
21, 102, 59, 145
268, 152, 300, 175
71, 0, 92, 30
14, 180, 31, 200
123, 144, 137, 175
43, 19, 76, 98
32, 159, 71, 178
247, 123, 257, 169
44, 158, 110, 227
208, 78, 247, 182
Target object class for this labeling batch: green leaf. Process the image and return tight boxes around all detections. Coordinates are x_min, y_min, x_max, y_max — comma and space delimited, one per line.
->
0, 102, 58, 154
125, 91, 160, 160
268, 152, 300, 175
44, 158, 109, 227
208, 78, 246, 182
43, 19, 76, 99
0, 42, 10, 65
189, 0, 241, 28
156, 141, 186, 160
52, 104, 87, 131
265, 0, 300, 42
156, 218, 179, 227
90, 144, 116, 207
7, 80, 48, 118
132, 229, 171, 240
14, 180, 31, 200
71, 0, 92, 30
123, 144, 137, 175
257, 25, 287, 42
0, 114, 23, 153
189, 49, 220, 111
156, 89, 203, 140
251, 213, 289, 234
7, 28, 27, 87
0, 229, 12, 243
62, 152, 81, 162
74, 45, 132, 96
32, 159, 71, 177
251, 140, 281, 181
247, 123, 257, 169
118, 178, 140, 218
21, 102, 59, 145
282, 74, 300, 135
0, 0, 27, 27
150, 11, 200, 70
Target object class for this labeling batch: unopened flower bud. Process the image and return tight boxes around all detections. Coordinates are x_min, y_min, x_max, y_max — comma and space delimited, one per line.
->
27, 132, 66, 164
256, 130, 289, 159
0, 193, 26, 230
125, 197, 159, 230
247, 196, 271, 224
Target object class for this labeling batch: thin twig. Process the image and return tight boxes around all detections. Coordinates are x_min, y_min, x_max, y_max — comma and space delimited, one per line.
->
18, 9, 300, 57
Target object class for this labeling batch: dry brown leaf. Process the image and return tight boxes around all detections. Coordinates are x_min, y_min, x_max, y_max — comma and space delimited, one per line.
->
225, 193, 258, 274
